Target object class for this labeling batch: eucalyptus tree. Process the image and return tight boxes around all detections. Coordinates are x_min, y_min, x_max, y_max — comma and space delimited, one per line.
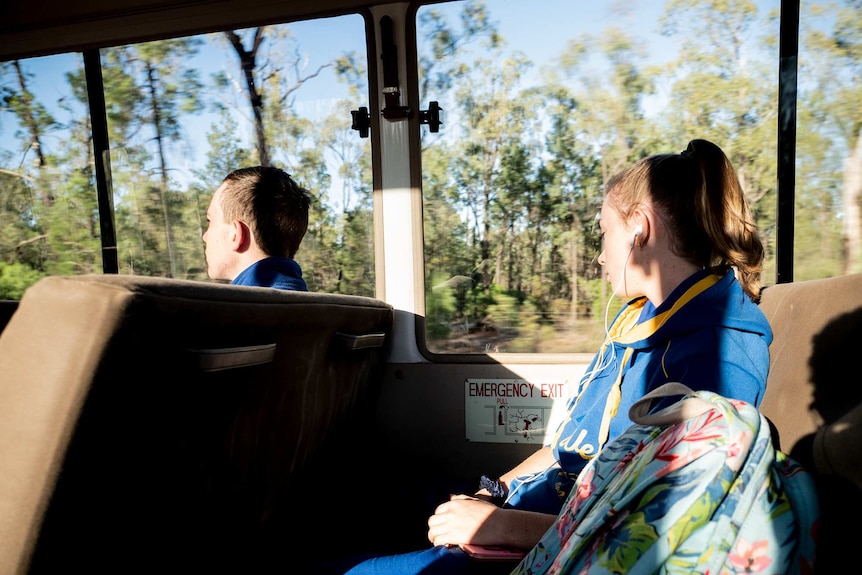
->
447, 49, 538, 296
133, 39, 204, 278
417, 0, 500, 98
417, 0, 504, 338
223, 26, 344, 168
1, 58, 101, 284
1, 59, 55, 274
72, 41, 204, 278
552, 27, 660, 319
39, 68, 104, 278
304, 108, 374, 296
797, 0, 862, 276
93, 41, 203, 278
224, 29, 270, 167
423, 142, 478, 342
0, 60, 55, 272
658, 0, 779, 277
539, 85, 605, 325
3, 61, 52, 176
559, 28, 660, 182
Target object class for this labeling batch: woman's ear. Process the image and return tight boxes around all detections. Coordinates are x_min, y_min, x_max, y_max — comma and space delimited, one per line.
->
632, 209, 652, 248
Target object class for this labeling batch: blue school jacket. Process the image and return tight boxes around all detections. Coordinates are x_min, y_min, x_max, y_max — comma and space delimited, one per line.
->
505, 268, 772, 514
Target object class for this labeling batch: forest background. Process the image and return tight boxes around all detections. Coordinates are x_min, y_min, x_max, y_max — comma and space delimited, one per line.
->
1, 0, 860, 353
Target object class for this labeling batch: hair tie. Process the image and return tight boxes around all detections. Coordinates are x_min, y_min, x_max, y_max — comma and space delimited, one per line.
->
479, 475, 507, 499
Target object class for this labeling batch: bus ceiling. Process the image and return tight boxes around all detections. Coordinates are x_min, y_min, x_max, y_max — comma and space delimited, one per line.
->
0, 0, 401, 62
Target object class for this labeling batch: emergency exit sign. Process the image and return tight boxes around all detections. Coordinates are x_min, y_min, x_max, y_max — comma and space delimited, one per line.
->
465, 378, 571, 444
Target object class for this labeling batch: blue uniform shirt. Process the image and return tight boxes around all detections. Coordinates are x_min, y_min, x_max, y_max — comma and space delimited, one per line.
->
231, 256, 308, 291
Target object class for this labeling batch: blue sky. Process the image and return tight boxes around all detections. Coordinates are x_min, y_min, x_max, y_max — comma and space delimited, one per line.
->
1, 0, 782, 185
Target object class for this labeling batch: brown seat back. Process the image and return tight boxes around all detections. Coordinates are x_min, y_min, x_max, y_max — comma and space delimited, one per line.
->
0, 275, 393, 574
759, 273, 862, 450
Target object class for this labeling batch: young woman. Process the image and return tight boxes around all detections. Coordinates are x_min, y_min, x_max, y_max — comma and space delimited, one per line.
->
328, 138, 772, 574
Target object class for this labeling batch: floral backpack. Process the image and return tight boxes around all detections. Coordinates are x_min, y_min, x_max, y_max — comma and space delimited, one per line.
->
512, 383, 819, 575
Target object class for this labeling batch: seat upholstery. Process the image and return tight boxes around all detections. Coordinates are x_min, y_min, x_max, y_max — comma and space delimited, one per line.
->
759, 275, 862, 574
0, 275, 393, 574
758, 273, 862, 451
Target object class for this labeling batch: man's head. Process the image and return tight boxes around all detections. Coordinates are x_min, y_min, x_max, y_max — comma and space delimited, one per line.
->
203, 166, 311, 281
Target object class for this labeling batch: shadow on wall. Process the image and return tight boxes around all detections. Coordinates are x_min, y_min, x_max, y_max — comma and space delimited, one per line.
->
789, 306, 862, 575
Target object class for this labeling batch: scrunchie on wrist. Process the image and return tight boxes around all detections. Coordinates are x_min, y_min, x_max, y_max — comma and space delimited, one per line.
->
479, 475, 507, 499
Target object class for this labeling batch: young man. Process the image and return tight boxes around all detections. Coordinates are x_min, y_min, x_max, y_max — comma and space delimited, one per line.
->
203, 166, 311, 291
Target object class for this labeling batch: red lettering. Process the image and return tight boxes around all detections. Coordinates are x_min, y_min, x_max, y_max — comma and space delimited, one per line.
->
540, 382, 565, 398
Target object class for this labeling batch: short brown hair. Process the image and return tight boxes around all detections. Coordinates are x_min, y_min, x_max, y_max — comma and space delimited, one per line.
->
220, 166, 311, 258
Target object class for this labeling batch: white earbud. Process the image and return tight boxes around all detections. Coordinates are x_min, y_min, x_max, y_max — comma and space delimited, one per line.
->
631, 224, 643, 247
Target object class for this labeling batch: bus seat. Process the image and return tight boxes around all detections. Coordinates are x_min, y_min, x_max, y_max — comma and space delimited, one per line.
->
0, 274, 393, 575
760, 275, 862, 573
759, 273, 862, 451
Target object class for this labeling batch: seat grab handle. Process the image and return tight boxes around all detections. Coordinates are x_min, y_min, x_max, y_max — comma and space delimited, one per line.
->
187, 343, 277, 372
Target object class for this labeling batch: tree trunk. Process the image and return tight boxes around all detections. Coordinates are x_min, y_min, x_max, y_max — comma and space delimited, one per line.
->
843, 128, 862, 275
13, 60, 51, 206
226, 30, 270, 167
570, 237, 579, 321
145, 61, 177, 277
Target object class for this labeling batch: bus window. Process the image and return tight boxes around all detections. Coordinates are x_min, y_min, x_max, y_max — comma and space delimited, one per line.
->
796, 0, 862, 280
0, 53, 98, 297
418, 0, 785, 354
0, 14, 374, 298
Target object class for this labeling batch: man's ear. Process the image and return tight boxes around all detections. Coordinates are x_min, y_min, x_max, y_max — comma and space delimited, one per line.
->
230, 220, 252, 252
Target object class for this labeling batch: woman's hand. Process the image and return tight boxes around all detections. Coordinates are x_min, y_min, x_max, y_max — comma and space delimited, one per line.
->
426, 494, 502, 547
427, 493, 557, 550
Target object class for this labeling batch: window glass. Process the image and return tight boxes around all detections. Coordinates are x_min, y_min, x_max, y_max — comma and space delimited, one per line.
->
105, 16, 373, 294
0, 53, 99, 298
418, 0, 782, 354
0, 14, 373, 298
796, 0, 862, 279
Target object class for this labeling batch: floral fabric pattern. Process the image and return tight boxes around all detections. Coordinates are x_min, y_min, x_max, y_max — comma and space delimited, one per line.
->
512, 390, 819, 575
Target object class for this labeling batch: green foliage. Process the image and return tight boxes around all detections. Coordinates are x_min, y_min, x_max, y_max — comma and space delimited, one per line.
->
0, 262, 44, 299
426, 271, 457, 340
0, 1, 858, 357
504, 299, 542, 353
574, 276, 621, 334
485, 287, 522, 333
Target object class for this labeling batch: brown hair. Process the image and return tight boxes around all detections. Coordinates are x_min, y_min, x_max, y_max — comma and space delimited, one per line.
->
220, 166, 311, 258
604, 139, 764, 301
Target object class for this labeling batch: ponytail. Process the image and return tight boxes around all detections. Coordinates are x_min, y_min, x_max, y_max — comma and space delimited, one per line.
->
684, 139, 764, 301
605, 139, 764, 302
